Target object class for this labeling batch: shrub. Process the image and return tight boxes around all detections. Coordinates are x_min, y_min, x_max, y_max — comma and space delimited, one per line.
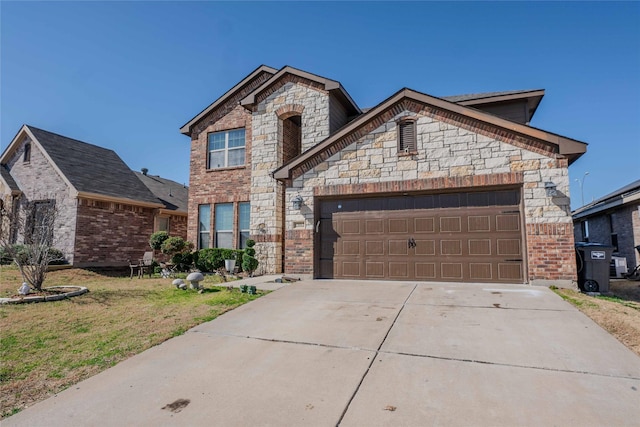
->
242, 240, 258, 276
195, 248, 224, 272
149, 231, 169, 250
171, 252, 194, 272
47, 248, 67, 265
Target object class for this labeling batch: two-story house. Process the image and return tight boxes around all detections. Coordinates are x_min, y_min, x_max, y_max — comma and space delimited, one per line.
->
181, 65, 587, 286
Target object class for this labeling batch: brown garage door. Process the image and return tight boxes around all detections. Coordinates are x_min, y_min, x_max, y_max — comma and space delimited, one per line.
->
317, 189, 524, 283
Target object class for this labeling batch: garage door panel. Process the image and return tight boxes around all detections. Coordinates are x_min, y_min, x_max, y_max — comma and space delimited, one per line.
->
414, 217, 435, 233
318, 190, 524, 283
365, 219, 384, 234
389, 262, 409, 278
389, 240, 409, 256
365, 262, 384, 278
469, 263, 493, 280
415, 263, 436, 278
497, 239, 521, 256
342, 220, 360, 234
469, 239, 491, 256
342, 262, 360, 277
441, 240, 463, 256
498, 263, 523, 281
389, 218, 408, 233
415, 240, 435, 255
441, 263, 463, 279
440, 217, 462, 232
496, 214, 520, 231
343, 240, 360, 256
365, 240, 384, 256
468, 216, 491, 232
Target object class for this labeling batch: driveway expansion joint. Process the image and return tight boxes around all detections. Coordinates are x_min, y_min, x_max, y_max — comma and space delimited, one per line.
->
379, 350, 640, 381
336, 283, 419, 426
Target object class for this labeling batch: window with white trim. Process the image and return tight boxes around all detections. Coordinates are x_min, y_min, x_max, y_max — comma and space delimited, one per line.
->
238, 202, 250, 248
215, 203, 233, 248
208, 129, 245, 169
198, 205, 210, 249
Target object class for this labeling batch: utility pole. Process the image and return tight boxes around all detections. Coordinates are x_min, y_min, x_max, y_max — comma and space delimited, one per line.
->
575, 171, 589, 206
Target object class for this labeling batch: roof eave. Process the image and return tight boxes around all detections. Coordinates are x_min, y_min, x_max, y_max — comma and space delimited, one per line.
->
274, 88, 587, 181
76, 191, 165, 209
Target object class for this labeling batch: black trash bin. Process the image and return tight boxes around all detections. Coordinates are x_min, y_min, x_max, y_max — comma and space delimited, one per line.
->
575, 242, 614, 293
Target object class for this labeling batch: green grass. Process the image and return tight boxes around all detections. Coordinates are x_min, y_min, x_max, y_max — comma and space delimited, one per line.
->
0, 266, 267, 418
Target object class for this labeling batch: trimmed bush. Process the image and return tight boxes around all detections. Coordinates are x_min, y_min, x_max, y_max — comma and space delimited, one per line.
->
149, 231, 169, 250
194, 248, 245, 272
242, 239, 258, 276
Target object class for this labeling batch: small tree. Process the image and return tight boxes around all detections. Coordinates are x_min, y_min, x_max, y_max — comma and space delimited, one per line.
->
149, 231, 169, 251
242, 239, 259, 277
161, 236, 194, 272
0, 199, 64, 291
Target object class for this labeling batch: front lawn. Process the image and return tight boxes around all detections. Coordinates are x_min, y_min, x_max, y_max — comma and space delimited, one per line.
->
0, 266, 266, 418
552, 279, 640, 357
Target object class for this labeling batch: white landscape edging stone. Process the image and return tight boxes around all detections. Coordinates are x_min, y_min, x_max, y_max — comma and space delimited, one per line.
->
0, 286, 88, 304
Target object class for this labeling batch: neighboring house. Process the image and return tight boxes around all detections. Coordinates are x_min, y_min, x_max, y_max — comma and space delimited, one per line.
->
0, 125, 188, 267
181, 65, 587, 286
573, 179, 640, 270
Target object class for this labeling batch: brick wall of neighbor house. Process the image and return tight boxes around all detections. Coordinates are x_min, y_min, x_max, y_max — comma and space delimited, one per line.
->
169, 214, 188, 240
286, 106, 576, 284
251, 80, 332, 273
187, 104, 253, 248
575, 203, 640, 268
74, 199, 155, 267
3, 136, 78, 263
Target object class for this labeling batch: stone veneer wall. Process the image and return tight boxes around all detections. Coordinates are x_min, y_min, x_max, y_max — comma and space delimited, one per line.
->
3, 136, 78, 264
250, 81, 332, 273
285, 111, 577, 284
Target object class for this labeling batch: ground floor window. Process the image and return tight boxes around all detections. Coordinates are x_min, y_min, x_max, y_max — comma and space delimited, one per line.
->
156, 216, 170, 233
215, 203, 233, 248
198, 205, 210, 249
239, 202, 250, 248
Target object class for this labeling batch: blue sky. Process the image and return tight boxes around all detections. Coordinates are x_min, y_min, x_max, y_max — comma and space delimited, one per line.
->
1, 1, 638, 210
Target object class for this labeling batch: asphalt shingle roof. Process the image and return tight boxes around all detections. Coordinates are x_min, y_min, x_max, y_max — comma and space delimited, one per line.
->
442, 89, 542, 103
0, 165, 20, 192
27, 126, 160, 205
134, 172, 188, 213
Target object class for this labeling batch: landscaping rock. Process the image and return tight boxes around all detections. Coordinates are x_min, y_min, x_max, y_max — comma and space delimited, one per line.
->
172, 279, 185, 289
186, 272, 204, 290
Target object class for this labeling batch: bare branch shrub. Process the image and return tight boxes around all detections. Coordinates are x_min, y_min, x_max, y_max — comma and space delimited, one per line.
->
0, 199, 65, 291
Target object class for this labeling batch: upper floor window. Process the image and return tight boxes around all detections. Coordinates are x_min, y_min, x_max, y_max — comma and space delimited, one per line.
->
23, 143, 31, 163
397, 119, 417, 154
208, 129, 245, 169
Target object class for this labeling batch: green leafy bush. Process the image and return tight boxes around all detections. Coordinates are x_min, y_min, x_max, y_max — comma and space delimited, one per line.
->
194, 248, 245, 272
242, 239, 258, 276
149, 231, 169, 250
47, 248, 67, 265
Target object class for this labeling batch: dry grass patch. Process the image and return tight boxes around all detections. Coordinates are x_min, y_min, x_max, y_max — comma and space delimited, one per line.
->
0, 266, 266, 418
553, 279, 640, 357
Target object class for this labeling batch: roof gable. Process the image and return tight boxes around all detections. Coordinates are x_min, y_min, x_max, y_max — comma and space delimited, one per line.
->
240, 65, 361, 116
2, 125, 163, 206
180, 65, 278, 136
273, 88, 587, 183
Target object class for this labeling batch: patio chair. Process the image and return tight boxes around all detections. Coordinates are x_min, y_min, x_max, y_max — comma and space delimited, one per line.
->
139, 251, 154, 278
128, 259, 140, 279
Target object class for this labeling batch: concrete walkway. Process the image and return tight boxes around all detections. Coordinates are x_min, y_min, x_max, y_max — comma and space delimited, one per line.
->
5, 280, 640, 426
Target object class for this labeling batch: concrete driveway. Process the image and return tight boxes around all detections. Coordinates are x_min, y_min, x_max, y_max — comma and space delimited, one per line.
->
5, 280, 640, 426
